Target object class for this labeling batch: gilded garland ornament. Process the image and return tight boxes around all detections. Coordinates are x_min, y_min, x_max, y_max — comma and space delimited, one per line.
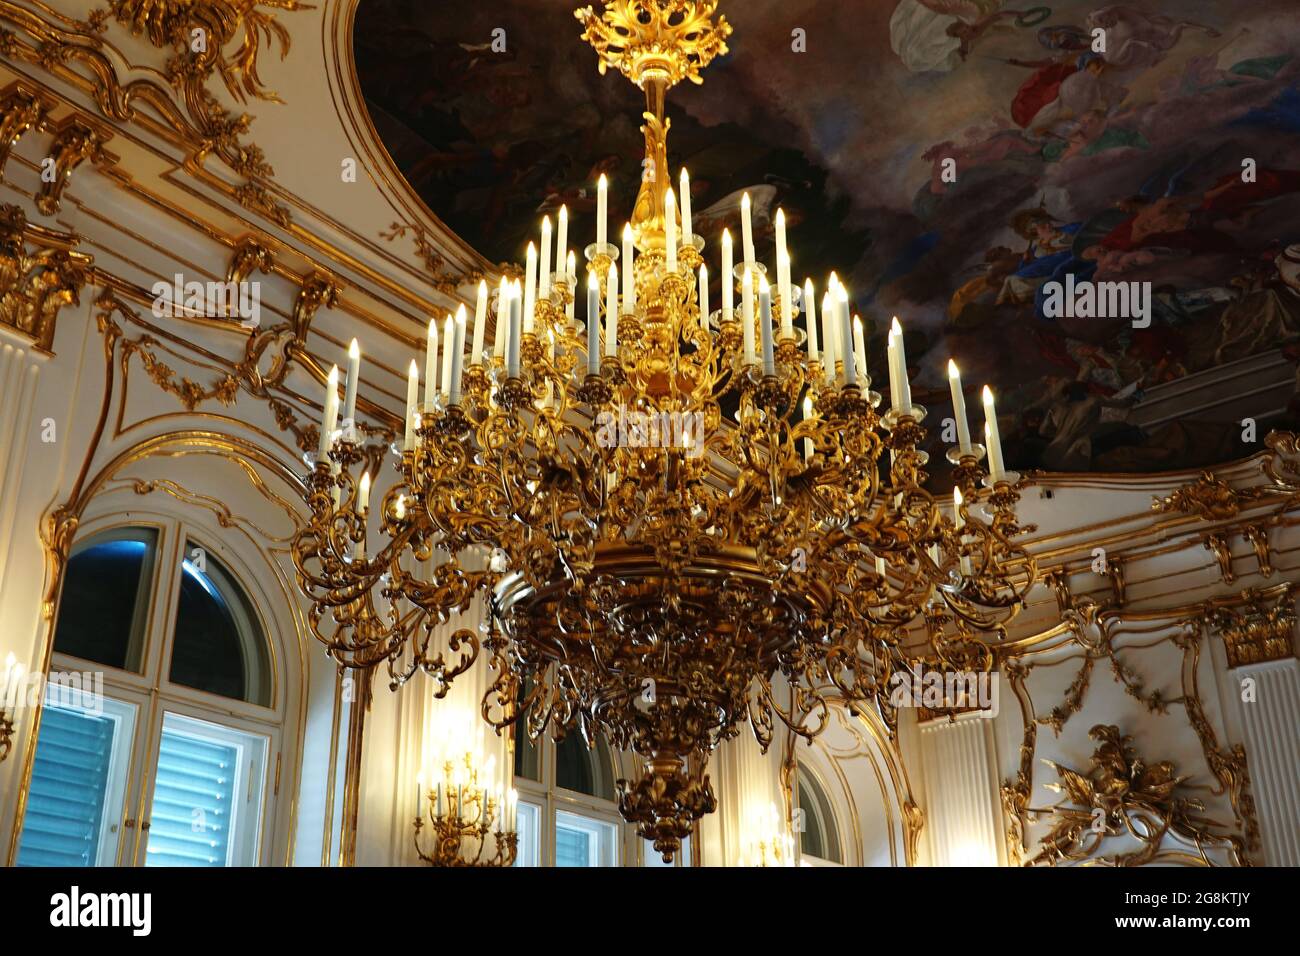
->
292, 0, 1035, 861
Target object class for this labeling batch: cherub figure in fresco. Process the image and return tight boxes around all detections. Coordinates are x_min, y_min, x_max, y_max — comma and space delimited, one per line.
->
890, 1, 1051, 73
996, 206, 1097, 320
1084, 5, 1220, 72
947, 245, 1021, 327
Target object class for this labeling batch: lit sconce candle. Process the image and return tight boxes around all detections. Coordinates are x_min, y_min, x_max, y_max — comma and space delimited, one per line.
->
983, 385, 1005, 480
509, 788, 518, 831
424, 317, 439, 407
948, 359, 972, 453
318, 364, 339, 462
556, 204, 568, 279
853, 314, 868, 383
506, 281, 522, 379
742, 267, 756, 366
759, 275, 776, 377
566, 252, 576, 321
440, 313, 455, 400
343, 338, 361, 424
890, 317, 912, 412
539, 215, 552, 299
596, 173, 608, 249
523, 242, 537, 335
802, 395, 814, 461
679, 167, 692, 242
450, 305, 466, 406
494, 277, 509, 359
435, 783, 443, 819
621, 223, 635, 312
587, 269, 601, 376
664, 186, 678, 272
778, 249, 793, 340
954, 486, 972, 575
404, 360, 419, 451
837, 284, 856, 387
698, 262, 709, 329
415, 775, 423, 813
357, 470, 372, 515
721, 228, 734, 320
741, 191, 755, 271
820, 291, 835, 382
804, 278, 818, 361
472, 279, 487, 366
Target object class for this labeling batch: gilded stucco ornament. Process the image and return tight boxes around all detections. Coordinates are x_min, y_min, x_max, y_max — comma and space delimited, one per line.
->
0, 204, 93, 352
1030, 724, 1247, 867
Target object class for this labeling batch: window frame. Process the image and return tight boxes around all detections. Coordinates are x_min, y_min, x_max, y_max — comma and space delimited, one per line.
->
26, 513, 286, 867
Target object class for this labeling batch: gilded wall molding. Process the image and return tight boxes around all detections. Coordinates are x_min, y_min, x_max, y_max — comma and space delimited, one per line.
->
1205, 586, 1297, 669
0, 82, 50, 179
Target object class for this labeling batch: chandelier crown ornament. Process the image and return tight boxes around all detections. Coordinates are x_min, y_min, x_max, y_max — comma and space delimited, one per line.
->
292, 1, 1036, 862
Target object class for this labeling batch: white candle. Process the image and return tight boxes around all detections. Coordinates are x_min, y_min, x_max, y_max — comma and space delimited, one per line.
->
343, 339, 360, 424
539, 216, 552, 299
820, 292, 835, 381
472, 280, 487, 365
494, 278, 508, 359
621, 223, 635, 312
804, 278, 818, 361
450, 305, 466, 405
404, 359, 419, 451
587, 270, 601, 376
802, 395, 814, 461
875, 555, 886, 578
318, 365, 339, 461
606, 262, 618, 347
741, 192, 755, 271
698, 262, 709, 329
742, 267, 756, 366
357, 470, 371, 515
891, 317, 912, 411
441, 314, 455, 400
605, 267, 619, 359
507, 282, 522, 378
838, 286, 856, 387
556, 204, 568, 278
886, 324, 901, 410
424, 318, 439, 406
664, 186, 677, 272
954, 486, 972, 575
774, 251, 790, 341
566, 252, 576, 321
596, 174, 608, 249
523, 242, 537, 335
721, 228, 734, 319
853, 314, 867, 382
775, 207, 787, 272
679, 168, 692, 242
759, 276, 775, 376
948, 359, 971, 453
983, 386, 1005, 480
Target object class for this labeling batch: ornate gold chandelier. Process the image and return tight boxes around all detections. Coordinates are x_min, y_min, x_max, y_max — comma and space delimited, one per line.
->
292, 0, 1035, 862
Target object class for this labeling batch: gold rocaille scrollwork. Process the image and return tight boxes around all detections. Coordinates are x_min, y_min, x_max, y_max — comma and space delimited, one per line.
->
1029, 724, 1247, 867
35, 116, 112, 216
239, 271, 339, 396
0, 203, 93, 352
0, 84, 50, 181
575, 0, 732, 89
1152, 470, 1265, 521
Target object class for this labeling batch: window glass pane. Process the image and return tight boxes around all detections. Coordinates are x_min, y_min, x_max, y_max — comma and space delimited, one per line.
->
555, 733, 615, 800
513, 801, 540, 867
555, 810, 618, 867
511, 681, 540, 781
169, 544, 271, 706
16, 692, 136, 867
53, 528, 157, 672
797, 767, 841, 863
145, 712, 267, 867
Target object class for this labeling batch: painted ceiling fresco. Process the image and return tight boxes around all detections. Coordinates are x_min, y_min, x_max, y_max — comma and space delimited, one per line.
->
355, 0, 1300, 478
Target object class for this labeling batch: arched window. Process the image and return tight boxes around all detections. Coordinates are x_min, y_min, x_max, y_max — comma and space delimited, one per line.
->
17, 522, 279, 867
797, 765, 843, 864
513, 726, 623, 867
